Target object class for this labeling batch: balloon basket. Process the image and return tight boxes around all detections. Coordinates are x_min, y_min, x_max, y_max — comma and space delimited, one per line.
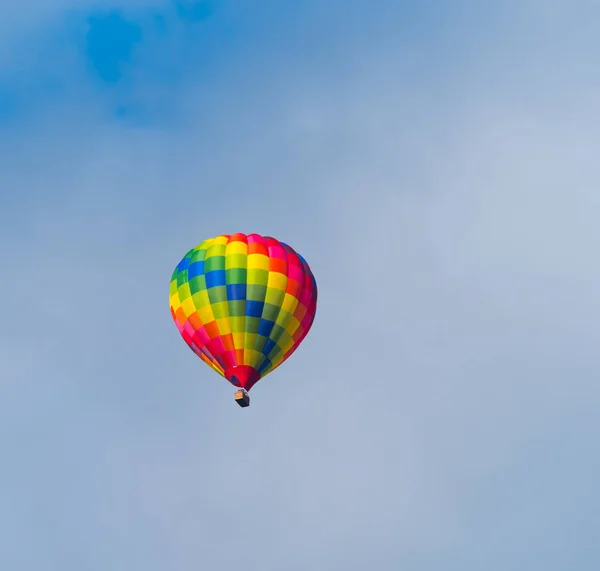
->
234, 389, 250, 408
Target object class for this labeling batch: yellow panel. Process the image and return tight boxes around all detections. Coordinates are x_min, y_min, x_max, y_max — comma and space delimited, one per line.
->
242, 349, 253, 366
200, 353, 225, 376
182, 297, 197, 317
205, 246, 226, 260
196, 238, 214, 251
247, 253, 270, 271
267, 272, 287, 291
232, 332, 245, 348
281, 338, 295, 354
197, 305, 215, 323
281, 293, 299, 313
285, 315, 301, 335
170, 293, 181, 312
216, 317, 232, 335
226, 241, 248, 255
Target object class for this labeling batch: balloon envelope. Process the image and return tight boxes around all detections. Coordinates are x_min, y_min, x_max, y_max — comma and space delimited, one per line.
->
169, 233, 318, 391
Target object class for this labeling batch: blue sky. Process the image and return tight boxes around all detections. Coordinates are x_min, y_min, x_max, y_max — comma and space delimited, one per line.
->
2, 1, 600, 570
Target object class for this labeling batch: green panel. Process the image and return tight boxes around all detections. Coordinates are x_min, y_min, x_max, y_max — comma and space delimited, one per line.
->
177, 269, 189, 288
267, 344, 282, 360
274, 308, 292, 327
265, 287, 285, 305
208, 285, 227, 303
226, 268, 247, 284
228, 300, 246, 317
188, 275, 206, 294
247, 284, 267, 301
205, 255, 225, 272
254, 334, 268, 352
270, 323, 286, 340
262, 302, 281, 323
189, 247, 206, 263
246, 317, 260, 334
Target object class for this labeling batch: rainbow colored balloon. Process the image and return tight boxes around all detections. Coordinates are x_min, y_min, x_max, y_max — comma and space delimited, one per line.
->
169, 233, 318, 405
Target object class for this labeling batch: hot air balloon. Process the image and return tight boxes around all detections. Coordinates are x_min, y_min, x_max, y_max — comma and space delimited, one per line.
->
169, 233, 318, 407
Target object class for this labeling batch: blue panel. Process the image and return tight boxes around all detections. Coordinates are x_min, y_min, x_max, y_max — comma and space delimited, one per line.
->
258, 357, 272, 374
246, 300, 264, 318
262, 338, 276, 356
226, 283, 247, 301
177, 257, 190, 272
188, 261, 205, 278
205, 269, 226, 288
258, 319, 275, 338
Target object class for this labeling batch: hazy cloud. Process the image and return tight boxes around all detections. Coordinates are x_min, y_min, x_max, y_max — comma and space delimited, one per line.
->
1, 1, 599, 570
